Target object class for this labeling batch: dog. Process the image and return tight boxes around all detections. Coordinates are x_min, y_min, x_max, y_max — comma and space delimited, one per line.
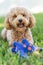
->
1, 7, 35, 47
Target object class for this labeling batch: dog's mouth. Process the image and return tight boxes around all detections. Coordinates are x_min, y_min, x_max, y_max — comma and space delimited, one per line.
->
17, 23, 24, 28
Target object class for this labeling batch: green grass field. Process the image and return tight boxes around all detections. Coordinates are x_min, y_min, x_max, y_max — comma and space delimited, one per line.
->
0, 13, 43, 65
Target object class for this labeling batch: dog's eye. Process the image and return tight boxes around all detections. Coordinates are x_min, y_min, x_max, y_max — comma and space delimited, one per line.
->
22, 14, 26, 17
13, 15, 17, 18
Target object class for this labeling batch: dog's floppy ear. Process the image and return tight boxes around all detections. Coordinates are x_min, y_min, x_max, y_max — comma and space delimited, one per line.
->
28, 13, 35, 28
5, 16, 11, 30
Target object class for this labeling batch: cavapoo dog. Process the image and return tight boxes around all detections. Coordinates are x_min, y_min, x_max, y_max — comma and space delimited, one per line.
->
1, 7, 35, 47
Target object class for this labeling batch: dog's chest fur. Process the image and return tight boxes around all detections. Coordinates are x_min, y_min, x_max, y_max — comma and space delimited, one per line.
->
11, 29, 30, 42
7, 28, 33, 45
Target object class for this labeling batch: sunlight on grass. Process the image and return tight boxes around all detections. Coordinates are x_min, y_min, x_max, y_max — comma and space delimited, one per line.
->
0, 23, 4, 27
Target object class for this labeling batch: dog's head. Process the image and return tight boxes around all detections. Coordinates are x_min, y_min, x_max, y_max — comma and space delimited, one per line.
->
5, 7, 35, 32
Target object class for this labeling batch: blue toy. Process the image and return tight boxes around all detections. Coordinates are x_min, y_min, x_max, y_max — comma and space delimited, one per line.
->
11, 39, 43, 58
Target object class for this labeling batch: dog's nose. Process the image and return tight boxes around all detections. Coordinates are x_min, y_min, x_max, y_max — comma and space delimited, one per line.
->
19, 19, 22, 23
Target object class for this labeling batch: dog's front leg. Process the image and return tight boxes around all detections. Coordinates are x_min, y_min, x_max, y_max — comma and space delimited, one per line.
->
25, 29, 34, 44
9, 39, 15, 47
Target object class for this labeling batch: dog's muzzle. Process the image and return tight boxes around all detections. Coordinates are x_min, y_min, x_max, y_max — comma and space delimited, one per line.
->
17, 22, 24, 28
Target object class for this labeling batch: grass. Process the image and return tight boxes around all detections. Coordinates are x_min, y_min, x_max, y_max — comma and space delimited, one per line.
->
0, 13, 43, 65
